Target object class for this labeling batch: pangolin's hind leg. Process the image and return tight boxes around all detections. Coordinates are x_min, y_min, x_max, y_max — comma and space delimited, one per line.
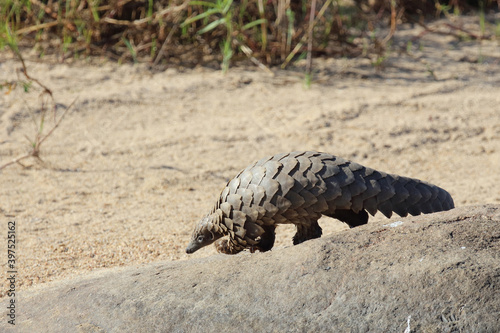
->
293, 220, 323, 245
327, 209, 369, 228
254, 224, 276, 252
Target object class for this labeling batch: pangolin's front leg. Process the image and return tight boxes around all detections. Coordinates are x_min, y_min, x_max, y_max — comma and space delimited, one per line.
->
214, 238, 244, 255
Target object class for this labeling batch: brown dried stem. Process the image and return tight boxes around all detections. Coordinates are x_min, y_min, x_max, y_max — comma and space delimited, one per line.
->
0, 48, 75, 171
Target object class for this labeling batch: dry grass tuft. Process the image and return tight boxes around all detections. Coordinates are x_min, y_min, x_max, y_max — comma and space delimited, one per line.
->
0, 41, 75, 170
1, 0, 497, 70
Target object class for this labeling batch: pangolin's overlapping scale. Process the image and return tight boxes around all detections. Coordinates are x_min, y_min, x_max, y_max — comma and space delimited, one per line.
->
213, 151, 454, 246
238, 170, 254, 189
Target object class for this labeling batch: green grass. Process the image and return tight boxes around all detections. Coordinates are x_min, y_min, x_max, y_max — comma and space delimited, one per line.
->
123, 37, 138, 64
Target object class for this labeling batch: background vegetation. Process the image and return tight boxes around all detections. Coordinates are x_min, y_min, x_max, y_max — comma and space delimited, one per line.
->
1, 0, 498, 70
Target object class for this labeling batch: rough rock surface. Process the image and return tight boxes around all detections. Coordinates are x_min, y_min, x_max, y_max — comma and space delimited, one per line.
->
14, 205, 500, 332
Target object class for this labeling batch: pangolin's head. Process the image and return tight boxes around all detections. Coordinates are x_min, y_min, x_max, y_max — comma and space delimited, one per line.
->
186, 215, 224, 254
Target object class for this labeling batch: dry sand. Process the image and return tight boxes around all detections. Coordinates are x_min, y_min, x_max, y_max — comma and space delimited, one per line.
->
0, 17, 499, 296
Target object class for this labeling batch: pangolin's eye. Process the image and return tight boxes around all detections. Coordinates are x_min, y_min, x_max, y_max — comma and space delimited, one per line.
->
197, 235, 204, 242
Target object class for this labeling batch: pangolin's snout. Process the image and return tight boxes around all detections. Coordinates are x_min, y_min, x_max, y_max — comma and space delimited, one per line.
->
185, 241, 198, 254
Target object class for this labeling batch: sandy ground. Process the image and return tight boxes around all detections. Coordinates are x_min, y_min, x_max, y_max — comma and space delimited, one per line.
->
1, 17, 499, 295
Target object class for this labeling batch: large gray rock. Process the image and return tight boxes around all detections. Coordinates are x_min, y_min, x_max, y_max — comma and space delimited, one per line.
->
14, 205, 500, 332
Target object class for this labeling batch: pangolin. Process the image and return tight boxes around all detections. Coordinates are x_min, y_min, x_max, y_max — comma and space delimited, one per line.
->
186, 151, 454, 255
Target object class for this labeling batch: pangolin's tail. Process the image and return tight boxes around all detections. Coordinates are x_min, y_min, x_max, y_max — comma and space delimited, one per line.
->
362, 172, 455, 218
319, 156, 455, 221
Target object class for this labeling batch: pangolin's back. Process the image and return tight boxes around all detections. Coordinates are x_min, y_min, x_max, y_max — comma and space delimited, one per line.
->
217, 151, 454, 230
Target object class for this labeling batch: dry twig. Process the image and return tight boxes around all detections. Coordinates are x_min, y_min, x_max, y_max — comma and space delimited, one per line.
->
0, 48, 75, 171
